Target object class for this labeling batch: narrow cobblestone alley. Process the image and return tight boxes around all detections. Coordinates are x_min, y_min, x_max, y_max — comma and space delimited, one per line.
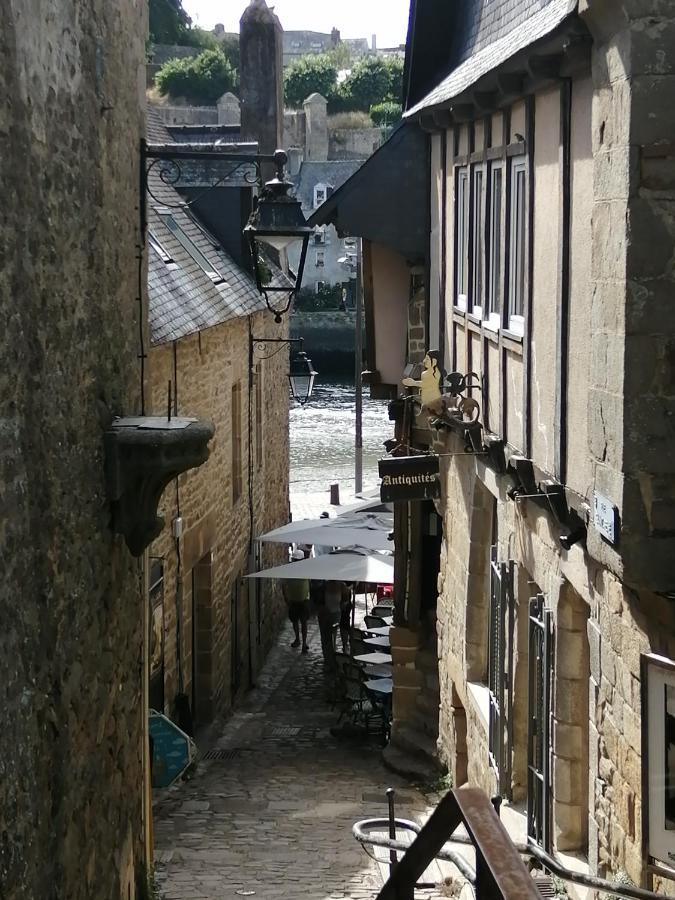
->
153, 616, 444, 900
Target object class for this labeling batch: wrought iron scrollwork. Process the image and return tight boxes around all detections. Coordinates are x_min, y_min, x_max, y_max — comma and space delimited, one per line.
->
144, 153, 262, 210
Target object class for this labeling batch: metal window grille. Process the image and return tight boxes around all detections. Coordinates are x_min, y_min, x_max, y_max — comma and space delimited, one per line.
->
527, 593, 554, 852
488, 547, 515, 799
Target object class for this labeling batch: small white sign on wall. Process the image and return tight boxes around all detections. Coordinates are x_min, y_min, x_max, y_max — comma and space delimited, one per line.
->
593, 491, 618, 544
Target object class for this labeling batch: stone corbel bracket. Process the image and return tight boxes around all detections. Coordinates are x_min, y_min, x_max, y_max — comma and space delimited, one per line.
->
105, 416, 215, 557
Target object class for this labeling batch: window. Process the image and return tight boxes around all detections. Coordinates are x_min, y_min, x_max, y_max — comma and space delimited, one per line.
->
313, 184, 326, 208
313, 228, 325, 245
471, 168, 484, 317
255, 365, 263, 470
507, 160, 527, 335
486, 166, 503, 329
315, 249, 325, 268
156, 209, 224, 285
316, 280, 325, 292
148, 231, 176, 268
455, 168, 469, 310
231, 381, 242, 503
488, 547, 515, 800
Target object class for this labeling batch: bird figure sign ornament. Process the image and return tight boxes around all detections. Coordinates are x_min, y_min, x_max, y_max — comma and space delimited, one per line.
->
402, 351, 481, 427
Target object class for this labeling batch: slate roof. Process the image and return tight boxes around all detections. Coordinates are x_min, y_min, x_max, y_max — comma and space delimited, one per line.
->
293, 160, 366, 215
307, 125, 428, 262
405, 0, 577, 117
146, 110, 289, 346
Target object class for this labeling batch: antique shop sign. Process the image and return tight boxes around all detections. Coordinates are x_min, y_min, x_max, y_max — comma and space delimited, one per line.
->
379, 455, 440, 502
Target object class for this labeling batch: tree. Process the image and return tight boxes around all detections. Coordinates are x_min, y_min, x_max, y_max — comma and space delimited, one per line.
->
149, 0, 191, 44
340, 55, 404, 112
284, 54, 338, 109
155, 49, 237, 104
370, 101, 403, 126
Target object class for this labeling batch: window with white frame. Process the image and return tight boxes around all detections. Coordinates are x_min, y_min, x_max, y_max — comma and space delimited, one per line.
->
455, 168, 469, 311
313, 184, 327, 208
315, 249, 325, 267
507, 159, 527, 335
313, 227, 325, 245
472, 168, 484, 317
486, 166, 503, 330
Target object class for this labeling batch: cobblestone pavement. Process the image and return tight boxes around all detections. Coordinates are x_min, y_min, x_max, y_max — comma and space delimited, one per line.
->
153, 617, 448, 900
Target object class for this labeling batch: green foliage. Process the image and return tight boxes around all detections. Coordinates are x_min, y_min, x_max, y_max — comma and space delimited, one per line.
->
284, 54, 338, 109
370, 101, 402, 126
339, 55, 404, 113
294, 283, 346, 311
155, 48, 237, 104
325, 42, 352, 71
149, 0, 191, 44
181, 27, 218, 50
218, 34, 240, 75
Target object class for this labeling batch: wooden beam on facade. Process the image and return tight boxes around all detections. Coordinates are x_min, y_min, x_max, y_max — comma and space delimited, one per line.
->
554, 80, 572, 484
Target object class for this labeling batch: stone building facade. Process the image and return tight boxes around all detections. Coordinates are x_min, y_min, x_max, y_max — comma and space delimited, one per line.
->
147, 314, 289, 726
406, 0, 675, 893
0, 3, 148, 899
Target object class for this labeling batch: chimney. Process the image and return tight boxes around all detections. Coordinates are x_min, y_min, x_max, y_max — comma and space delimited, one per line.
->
371, 34, 377, 51
239, 0, 283, 172
303, 93, 328, 162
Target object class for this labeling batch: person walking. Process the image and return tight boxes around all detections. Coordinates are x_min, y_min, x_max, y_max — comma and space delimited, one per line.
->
317, 580, 344, 671
282, 549, 310, 654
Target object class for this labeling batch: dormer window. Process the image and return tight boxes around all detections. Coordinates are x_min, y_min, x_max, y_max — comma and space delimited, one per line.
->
314, 184, 327, 208
313, 227, 326, 245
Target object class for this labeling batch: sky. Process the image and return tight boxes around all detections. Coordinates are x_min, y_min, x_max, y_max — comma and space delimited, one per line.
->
183, 0, 411, 49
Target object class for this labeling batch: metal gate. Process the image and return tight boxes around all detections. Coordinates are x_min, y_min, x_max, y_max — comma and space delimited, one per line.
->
488, 548, 515, 799
527, 593, 554, 851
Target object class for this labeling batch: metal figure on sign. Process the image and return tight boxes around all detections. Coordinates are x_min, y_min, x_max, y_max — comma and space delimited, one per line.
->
402, 352, 481, 427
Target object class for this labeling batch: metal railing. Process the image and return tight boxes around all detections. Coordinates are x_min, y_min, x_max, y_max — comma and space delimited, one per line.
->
353, 788, 675, 900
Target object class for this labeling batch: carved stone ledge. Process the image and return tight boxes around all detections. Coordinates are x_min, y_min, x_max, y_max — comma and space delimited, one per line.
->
105, 416, 215, 556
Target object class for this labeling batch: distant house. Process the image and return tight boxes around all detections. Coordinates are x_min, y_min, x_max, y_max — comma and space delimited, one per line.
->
288, 159, 365, 297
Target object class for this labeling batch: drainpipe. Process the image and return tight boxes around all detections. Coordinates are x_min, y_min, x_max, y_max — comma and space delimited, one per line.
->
355, 239, 364, 495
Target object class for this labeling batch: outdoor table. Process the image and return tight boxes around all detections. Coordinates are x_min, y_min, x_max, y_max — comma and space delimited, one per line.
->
364, 678, 393, 694
354, 651, 392, 665
364, 635, 391, 648
364, 625, 391, 636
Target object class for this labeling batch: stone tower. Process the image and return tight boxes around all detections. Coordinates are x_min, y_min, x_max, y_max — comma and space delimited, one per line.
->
303, 93, 329, 162
239, 0, 283, 169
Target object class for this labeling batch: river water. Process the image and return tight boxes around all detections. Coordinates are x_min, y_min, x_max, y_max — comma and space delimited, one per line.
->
289, 378, 391, 500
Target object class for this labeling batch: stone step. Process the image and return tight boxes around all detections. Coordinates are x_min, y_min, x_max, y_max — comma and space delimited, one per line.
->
382, 742, 441, 784
391, 725, 440, 766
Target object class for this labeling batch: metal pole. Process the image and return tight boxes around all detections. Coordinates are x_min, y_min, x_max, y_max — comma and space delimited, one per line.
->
355, 239, 363, 495
386, 788, 398, 875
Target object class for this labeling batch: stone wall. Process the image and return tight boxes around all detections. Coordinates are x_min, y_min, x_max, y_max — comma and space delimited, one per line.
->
0, 3, 147, 898
434, 429, 675, 887
290, 310, 363, 373
148, 310, 289, 724
579, 0, 675, 594
329, 127, 385, 160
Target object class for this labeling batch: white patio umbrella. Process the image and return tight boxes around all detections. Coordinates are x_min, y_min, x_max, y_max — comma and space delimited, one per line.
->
258, 512, 393, 552
245, 549, 394, 584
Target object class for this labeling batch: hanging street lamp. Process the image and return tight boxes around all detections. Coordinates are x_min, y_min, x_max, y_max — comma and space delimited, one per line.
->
288, 350, 317, 407
244, 149, 312, 323
249, 336, 317, 407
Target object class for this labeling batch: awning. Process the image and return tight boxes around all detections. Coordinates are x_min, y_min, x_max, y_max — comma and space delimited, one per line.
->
258, 511, 393, 553
245, 549, 394, 585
